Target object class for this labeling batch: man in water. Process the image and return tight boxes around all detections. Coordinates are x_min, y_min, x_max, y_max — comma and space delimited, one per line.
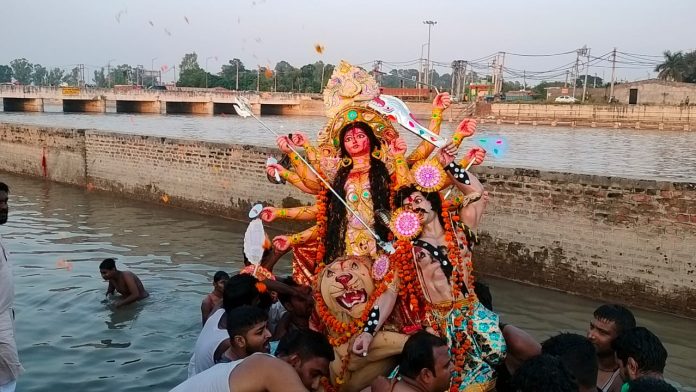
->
613, 327, 668, 386
171, 329, 334, 392
0, 182, 24, 392
587, 304, 636, 392
218, 306, 272, 363
542, 333, 599, 392
99, 258, 149, 307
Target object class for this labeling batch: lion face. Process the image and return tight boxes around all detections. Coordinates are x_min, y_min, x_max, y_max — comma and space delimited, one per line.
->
319, 256, 376, 323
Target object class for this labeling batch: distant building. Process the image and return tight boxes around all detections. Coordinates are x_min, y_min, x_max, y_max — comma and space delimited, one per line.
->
611, 79, 696, 105
505, 90, 533, 101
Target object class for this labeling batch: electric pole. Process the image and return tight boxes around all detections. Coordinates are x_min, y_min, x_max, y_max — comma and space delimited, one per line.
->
572, 48, 581, 99
423, 20, 437, 87
609, 47, 617, 102
582, 48, 591, 102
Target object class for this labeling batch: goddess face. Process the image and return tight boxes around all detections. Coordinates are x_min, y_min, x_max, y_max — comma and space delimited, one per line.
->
343, 127, 371, 157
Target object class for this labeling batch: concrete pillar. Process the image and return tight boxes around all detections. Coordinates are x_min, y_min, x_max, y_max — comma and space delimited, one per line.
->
116, 100, 160, 114
63, 99, 106, 113
3, 98, 44, 112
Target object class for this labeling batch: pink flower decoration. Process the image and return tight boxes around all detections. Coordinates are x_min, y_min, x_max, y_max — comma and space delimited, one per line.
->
372, 254, 390, 280
390, 208, 422, 240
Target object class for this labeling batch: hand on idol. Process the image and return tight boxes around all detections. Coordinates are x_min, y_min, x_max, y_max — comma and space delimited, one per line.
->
265, 163, 286, 182
465, 147, 486, 166
272, 235, 290, 251
289, 132, 308, 147
388, 137, 407, 156
455, 118, 477, 138
432, 92, 452, 111
276, 135, 293, 154
260, 206, 278, 222
437, 141, 458, 167
352, 332, 374, 356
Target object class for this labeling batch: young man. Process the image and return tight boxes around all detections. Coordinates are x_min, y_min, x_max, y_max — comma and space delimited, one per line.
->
0, 182, 24, 392
613, 327, 667, 384
626, 377, 677, 392
99, 258, 149, 307
587, 304, 636, 392
272, 277, 314, 341
218, 306, 272, 363
201, 271, 229, 326
542, 333, 599, 392
512, 354, 579, 392
171, 329, 334, 392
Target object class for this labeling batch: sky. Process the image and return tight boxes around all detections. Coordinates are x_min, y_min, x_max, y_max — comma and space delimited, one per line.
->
2, 0, 695, 85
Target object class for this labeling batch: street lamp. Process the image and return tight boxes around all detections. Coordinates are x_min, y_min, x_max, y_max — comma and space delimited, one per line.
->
205, 56, 216, 89
423, 20, 437, 87
420, 42, 428, 87
150, 57, 158, 87
107, 58, 116, 88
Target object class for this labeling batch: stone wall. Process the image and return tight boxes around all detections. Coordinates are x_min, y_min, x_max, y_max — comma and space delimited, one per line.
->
474, 167, 696, 316
482, 103, 695, 130
2, 123, 695, 315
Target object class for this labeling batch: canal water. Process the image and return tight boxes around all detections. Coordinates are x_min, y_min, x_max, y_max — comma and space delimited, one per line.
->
1, 108, 696, 182
1, 173, 694, 391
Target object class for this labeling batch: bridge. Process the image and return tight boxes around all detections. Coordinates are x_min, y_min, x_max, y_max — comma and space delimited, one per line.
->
0, 85, 323, 115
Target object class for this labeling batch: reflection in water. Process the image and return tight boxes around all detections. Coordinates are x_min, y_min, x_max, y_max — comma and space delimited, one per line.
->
0, 173, 694, 391
1, 110, 696, 181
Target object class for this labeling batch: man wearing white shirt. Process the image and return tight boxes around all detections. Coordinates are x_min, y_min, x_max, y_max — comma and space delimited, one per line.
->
0, 182, 23, 392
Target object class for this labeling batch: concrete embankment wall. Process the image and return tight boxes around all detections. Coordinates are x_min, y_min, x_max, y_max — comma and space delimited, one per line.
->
1, 123, 695, 316
479, 103, 696, 130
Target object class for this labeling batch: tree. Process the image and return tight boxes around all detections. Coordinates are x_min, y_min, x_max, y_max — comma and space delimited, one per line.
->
10, 58, 33, 85
46, 68, 64, 86
655, 51, 686, 82
62, 66, 81, 86
177, 53, 206, 87
180, 53, 202, 73
0, 65, 12, 83
32, 64, 48, 86
531, 81, 565, 98
94, 67, 107, 87
109, 64, 134, 85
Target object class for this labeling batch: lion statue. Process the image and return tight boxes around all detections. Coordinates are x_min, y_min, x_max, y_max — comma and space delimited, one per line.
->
316, 255, 408, 392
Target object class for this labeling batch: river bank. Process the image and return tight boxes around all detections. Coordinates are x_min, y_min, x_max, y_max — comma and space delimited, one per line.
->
2, 122, 695, 317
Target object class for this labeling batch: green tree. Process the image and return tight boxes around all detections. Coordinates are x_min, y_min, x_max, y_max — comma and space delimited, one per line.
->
531, 81, 565, 98
110, 64, 134, 85
46, 68, 64, 86
655, 51, 686, 82
94, 67, 107, 87
32, 64, 48, 86
10, 58, 33, 85
62, 66, 81, 86
0, 65, 12, 83
177, 53, 206, 87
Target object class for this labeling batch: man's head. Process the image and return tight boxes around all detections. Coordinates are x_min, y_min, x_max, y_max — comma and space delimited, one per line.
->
213, 271, 230, 292
99, 258, 117, 280
399, 331, 453, 392
0, 182, 9, 225
587, 304, 636, 355
396, 185, 445, 229
278, 276, 314, 319
223, 273, 272, 312
226, 305, 272, 355
512, 354, 579, 392
275, 329, 335, 392
612, 327, 667, 382
542, 333, 598, 391
627, 377, 677, 392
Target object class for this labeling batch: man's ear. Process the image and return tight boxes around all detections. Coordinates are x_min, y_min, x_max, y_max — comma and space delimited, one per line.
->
419, 368, 434, 384
288, 353, 302, 369
627, 357, 639, 378
232, 335, 246, 349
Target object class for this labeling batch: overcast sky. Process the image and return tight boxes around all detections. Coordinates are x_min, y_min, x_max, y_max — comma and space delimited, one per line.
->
2, 0, 695, 84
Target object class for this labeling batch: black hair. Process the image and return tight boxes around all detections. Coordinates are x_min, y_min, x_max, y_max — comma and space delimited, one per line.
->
474, 280, 493, 311
512, 354, 579, 392
627, 377, 677, 392
593, 304, 636, 336
399, 331, 449, 379
324, 121, 391, 264
394, 184, 446, 228
223, 273, 262, 312
542, 333, 598, 389
278, 276, 299, 305
0, 182, 8, 193
99, 258, 116, 270
226, 305, 269, 339
612, 327, 667, 374
275, 329, 335, 362
213, 271, 230, 283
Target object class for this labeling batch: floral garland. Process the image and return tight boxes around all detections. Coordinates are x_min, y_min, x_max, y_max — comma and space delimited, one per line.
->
314, 187, 329, 273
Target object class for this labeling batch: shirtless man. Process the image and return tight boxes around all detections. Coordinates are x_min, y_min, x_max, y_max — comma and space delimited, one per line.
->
99, 258, 149, 308
171, 329, 334, 392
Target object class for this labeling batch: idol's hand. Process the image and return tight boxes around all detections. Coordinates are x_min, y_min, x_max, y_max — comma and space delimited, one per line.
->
455, 118, 477, 138
272, 235, 290, 251
265, 163, 287, 181
276, 136, 293, 154
352, 332, 374, 356
466, 147, 486, 166
432, 92, 452, 110
289, 132, 308, 147
260, 207, 277, 223
437, 141, 457, 167
388, 137, 408, 156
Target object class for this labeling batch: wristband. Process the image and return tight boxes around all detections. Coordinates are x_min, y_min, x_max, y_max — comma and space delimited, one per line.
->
445, 162, 471, 185
363, 306, 380, 335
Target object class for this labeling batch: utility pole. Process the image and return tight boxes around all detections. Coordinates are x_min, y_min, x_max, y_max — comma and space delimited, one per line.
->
235, 61, 239, 91
565, 70, 569, 87
609, 47, 617, 102
582, 48, 591, 102
256, 65, 260, 92
523, 70, 527, 91
423, 20, 437, 87
572, 47, 584, 99
205, 56, 214, 89
320, 62, 326, 93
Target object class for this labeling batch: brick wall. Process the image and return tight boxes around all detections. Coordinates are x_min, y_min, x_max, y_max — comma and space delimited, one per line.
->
2, 123, 695, 315
474, 167, 696, 316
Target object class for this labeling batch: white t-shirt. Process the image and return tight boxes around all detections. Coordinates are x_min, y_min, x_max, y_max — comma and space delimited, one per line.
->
173, 353, 270, 392
0, 238, 14, 315
188, 309, 229, 377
